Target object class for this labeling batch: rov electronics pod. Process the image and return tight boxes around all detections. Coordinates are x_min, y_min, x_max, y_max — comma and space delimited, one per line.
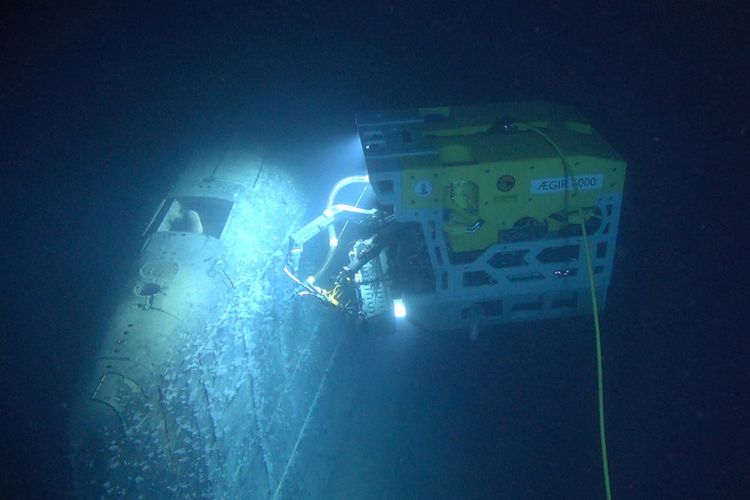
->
285, 101, 626, 335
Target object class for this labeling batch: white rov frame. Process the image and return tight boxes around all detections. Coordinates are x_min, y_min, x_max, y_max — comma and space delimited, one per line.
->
395, 192, 623, 331
356, 186, 623, 332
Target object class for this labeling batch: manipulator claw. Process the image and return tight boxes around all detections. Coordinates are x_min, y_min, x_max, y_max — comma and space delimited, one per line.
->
335, 266, 355, 286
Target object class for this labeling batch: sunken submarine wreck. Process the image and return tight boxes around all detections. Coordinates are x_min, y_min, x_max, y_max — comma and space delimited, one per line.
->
69, 147, 347, 498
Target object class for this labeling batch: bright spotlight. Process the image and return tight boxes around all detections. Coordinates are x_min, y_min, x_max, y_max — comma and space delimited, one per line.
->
393, 298, 406, 318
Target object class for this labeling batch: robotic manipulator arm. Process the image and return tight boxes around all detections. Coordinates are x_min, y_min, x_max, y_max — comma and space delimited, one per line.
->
285, 203, 380, 274
284, 202, 389, 314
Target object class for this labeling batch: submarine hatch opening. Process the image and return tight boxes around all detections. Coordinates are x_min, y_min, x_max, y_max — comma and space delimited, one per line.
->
148, 196, 233, 239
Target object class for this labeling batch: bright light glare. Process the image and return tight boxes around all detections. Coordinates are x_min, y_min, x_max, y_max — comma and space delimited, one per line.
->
393, 298, 406, 318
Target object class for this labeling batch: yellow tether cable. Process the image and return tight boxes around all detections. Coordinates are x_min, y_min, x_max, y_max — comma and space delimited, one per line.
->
518, 122, 613, 500
579, 203, 612, 500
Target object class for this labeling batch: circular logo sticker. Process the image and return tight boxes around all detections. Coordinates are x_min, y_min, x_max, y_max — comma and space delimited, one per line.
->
414, 180, 433, 197
496, 174, 516, 192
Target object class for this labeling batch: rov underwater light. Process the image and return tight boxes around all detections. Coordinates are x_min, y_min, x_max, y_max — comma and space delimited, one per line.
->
392, 298, 406, 318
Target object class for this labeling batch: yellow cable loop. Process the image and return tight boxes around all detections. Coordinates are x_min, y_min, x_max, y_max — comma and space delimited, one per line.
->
520, 122, 613, 500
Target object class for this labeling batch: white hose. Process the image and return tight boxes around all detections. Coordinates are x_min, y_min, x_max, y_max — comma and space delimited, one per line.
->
314, 175, 370, 282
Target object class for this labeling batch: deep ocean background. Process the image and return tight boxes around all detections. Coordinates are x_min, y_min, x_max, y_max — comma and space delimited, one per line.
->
2, 2, 748, 498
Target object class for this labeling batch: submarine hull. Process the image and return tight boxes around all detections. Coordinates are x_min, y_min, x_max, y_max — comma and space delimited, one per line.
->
70, 147, 344, 498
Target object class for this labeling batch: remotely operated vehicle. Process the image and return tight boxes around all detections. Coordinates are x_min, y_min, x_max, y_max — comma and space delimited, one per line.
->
284, 101, 626, 336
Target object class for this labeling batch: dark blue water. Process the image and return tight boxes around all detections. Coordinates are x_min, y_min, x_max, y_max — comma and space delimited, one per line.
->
2, 3, 747, 498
